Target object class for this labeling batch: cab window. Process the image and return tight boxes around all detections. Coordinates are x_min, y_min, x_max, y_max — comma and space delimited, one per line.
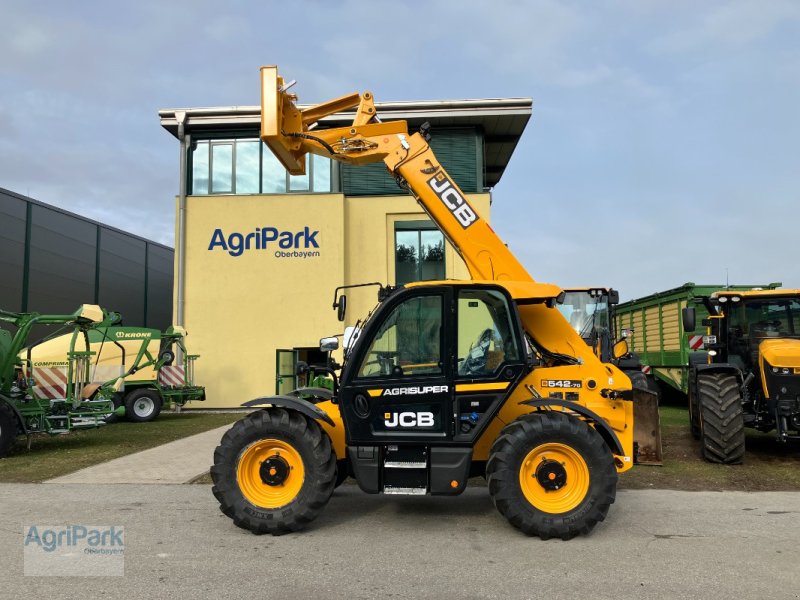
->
457, 289, 520, 377
357, 295, 443, 378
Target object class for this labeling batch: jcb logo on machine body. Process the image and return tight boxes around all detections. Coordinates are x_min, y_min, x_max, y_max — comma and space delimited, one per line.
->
384, 411, 435, 428
427, 173, 478, 229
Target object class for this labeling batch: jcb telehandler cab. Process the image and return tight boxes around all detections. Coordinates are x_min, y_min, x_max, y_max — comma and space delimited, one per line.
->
211, 67, 640, 540
683, 289, 800, 463
561, 288, 654, 390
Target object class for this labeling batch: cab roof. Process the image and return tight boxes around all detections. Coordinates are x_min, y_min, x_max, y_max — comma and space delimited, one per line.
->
404, 280, 562, 303
713, 289, 800, 299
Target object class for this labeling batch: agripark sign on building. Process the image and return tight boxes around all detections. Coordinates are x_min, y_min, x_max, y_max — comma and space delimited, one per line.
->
208, 226, 321, 258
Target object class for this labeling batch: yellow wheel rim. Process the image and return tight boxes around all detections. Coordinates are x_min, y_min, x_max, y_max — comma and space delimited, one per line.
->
519, 443, 590, 514
236, 439, 305, 509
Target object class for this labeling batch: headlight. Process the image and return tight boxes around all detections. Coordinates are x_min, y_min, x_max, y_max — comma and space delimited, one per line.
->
771, 366, 792, 375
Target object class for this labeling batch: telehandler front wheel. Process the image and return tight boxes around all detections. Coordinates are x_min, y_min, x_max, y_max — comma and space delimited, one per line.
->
211, 408, 336, 535
487, 411, 617, 540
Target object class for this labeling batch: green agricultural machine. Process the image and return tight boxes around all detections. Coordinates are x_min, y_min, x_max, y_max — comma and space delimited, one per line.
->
0, 304, 204, 457
614, 282, 781, 396
0, 305, 123, 457
25, 324, 205, 422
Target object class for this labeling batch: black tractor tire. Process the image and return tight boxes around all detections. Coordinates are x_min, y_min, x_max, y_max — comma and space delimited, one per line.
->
687, 375, 701, 440
124, 389, 163, 423
0, 403, 18, 458
103, 393, 125, 424
486, 411, 617, 540
159, 350, 175, 366
697, 372, 745, 464
211, 408, 336, 535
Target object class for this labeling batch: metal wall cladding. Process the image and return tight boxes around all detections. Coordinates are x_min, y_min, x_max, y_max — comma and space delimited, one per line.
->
28, 204, 97, 314
0, 188, 173, 331
98, 228, 146, 325
0, 193, 26, 312
146, 245, 173, 330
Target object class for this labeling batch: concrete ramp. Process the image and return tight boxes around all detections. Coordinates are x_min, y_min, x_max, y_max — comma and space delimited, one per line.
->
45, 425, 230, 484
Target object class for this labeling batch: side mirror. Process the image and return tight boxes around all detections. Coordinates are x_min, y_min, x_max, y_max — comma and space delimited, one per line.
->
336, 294, 347, 322
320, 336, 339, 352
682, 307, 696, 332
612, 339, 629, 359
608, 289, 619, 305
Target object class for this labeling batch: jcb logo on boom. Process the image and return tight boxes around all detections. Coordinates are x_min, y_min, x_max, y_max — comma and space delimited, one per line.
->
427, 173, 478, 229
384, 412, 435, 428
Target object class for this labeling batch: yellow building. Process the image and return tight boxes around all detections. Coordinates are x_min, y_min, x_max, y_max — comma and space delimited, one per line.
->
159, 99, 531, 408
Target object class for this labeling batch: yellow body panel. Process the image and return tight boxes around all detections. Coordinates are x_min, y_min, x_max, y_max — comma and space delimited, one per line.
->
22, 332, 161, 383
759, 339, 800, 368
317, 400, 347, 459
759, 339, 800, 397
714, 289, 800, 299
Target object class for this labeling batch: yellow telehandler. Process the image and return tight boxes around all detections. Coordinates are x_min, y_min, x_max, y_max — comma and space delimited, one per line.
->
211, 67, 644, 540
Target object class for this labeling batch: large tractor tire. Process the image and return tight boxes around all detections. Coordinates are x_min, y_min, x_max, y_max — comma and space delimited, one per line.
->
486, 411, 617, 540
103, 393, 125, 424
697, 372, 745, 464
687, 375, 701, 440
0, 403, 17, 458
211, 408, 336, 535
124, 389, 162, 423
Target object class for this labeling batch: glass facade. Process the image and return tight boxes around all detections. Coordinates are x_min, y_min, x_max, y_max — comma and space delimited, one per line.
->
191, 138, 333, 195
394, 221, 445, 286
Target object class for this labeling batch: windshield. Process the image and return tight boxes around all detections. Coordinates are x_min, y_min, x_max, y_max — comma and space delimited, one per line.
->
558, 291, 611, 340
727, 298, 800, 340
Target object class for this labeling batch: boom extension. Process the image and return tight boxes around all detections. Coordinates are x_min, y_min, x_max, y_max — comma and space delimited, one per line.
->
259, 65, 599, 364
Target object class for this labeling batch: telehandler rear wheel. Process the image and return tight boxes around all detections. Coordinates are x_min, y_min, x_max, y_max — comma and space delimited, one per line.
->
487, 411, 617, 540
697, 372, 745, 464
211, 408, 336, 535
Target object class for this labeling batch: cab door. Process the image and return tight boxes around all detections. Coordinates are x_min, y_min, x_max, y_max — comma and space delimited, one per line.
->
452, 287, 526, 443
339, 288, 453, 444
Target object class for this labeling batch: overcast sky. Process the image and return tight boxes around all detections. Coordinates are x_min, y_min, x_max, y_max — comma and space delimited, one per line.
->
1, 0, 797, 300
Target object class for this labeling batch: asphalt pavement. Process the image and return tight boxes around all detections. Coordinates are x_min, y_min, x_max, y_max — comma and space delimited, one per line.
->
2, 483, 799, 599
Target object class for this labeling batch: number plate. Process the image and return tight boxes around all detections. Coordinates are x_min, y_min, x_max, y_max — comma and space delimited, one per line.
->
540, 379, 583, 389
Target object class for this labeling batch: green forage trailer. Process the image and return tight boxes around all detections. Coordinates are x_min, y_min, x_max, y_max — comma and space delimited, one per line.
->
614, 282, 781, 396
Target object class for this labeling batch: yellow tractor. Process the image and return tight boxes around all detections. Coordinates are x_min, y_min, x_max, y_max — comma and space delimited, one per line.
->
211, 67, 643, 540
683, 288, 800, 463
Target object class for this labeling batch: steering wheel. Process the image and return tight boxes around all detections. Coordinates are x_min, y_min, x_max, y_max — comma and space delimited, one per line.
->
459, 328, 495, 375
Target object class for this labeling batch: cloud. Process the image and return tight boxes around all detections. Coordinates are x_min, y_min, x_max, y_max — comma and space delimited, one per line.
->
0, 0, 798, 299
648, 0, 800, 54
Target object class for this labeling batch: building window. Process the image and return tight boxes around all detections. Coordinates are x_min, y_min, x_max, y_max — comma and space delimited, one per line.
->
394, 221, 445, 286
191, 138, 334, 195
